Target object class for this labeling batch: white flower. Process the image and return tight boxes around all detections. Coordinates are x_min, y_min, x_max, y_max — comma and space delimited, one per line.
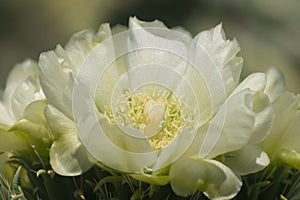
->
260, 91, 300, 169
0, 59, 49, 156
221, 67, 285, 175
38, 26, 111, 175
38, 17, 275, 199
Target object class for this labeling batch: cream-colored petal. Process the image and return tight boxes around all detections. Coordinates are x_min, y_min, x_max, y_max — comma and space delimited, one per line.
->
2, 59, 38, 117
194, 24, 243, 96
9, 101, 51, 156
228, 73, 274, 144
64, 23, 112, 71
261, 92, 300, 157
39, 50, 75, 119
224, 144, 270, 175
127, 18, 227, 125
0, 128, 28, 152
248, 91, 274, 143
0, 102, 14, 128
230, 72, 266, 97
10, 75, 44, 120
170, 156, 242, 199
152, 129, 197, 171
131, 172, 169, 186
130, 16, 168, 29
126, 17, 189, 85
199, 89, 255, 158
45, 105, 94, 176
39, 24, 112, 118
274, 149, 300, 170
98, 118, 152, 153
264, 67, 285, 102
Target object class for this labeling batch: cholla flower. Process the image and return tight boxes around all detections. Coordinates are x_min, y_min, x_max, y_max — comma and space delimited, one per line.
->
39, 17, 276, 199
222, 68, 285, 175
0, 60, 50, 158
260, 90, 300, 169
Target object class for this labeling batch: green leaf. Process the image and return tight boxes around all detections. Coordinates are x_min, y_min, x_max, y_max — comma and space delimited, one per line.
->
0, 166, 27, 200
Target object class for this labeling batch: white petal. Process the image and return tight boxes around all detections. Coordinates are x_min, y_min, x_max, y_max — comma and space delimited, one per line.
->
152, 129, 197, 171
2, 60, 38, 118
264, 67, 285, 102
229, 73, 274, 144
231, 72, 266, 97
10, 101, 51, 151
170, 156, 242, 199
248, 91, 274, 143
73, 85, 158, 172
0, 128, 28, 152
11, 75, 44, 120
224, 144, 270, 175
130, 17, 168, 29
64, 23, 112, 71
194, 24, 243, 96
45, 105, 94, 176
275, 149, 300, 170
199, 89, 255, 158
0, 102, 14, 128
262, 92, 300, 156
98, 118, 152, 153
39, 50, 75, 118
39, 24, 112, 118
127, 18, 228, 125
126, 17, 190, 88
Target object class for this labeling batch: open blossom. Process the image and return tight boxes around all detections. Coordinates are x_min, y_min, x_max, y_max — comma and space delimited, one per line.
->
221, 67, 284, 175
260, 91, 300, 169
38, 17, 276, 199
0, 60, 50, 160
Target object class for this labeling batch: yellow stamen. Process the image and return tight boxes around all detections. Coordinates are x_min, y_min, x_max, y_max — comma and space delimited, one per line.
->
103, 86, 196, 150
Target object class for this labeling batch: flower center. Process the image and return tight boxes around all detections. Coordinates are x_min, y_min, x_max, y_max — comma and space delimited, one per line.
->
104, 85, 196, 150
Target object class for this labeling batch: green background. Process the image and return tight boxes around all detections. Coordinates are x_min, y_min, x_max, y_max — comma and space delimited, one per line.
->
1, 0, 299, 92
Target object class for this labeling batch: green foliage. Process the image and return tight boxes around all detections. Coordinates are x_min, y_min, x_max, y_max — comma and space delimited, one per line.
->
0, 166, 27, 200
234, 165, 300, 200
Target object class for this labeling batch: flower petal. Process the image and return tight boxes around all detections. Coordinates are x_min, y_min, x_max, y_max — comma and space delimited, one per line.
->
10, 74, 44, 120
2, 59, 40, 125
2, 60, 38, 110
131, 172, 169, 186
230, 72, 266, 96
194, 24, 243, 96
248, 91, 274, 143
224, 144, 270, 175
264, 67, 285, 102
126, 17, 189, 88
275, 149, 300, 169
152, 129, 197, 171
10, 100, 51, 153
199, 89, 255, 158
0, 102, 14, 128
0, 128, 28, 153
45, 105, 94, 176
261, 92, 300, 157
170, 156, 242, 199
64, 23, 112, 70
98, 119, 153, 153
39, 24, 112, 118
39, 50, 75, 119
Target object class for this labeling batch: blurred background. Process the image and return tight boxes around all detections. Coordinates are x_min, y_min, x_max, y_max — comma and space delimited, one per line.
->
0, 0, 299, 92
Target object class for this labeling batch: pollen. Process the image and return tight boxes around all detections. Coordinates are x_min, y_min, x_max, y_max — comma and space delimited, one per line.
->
104, 85, 196, 150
